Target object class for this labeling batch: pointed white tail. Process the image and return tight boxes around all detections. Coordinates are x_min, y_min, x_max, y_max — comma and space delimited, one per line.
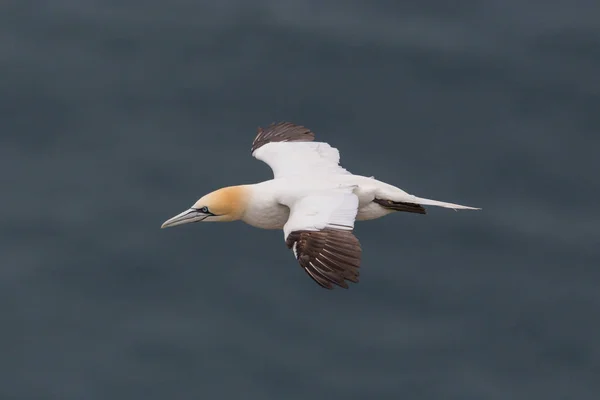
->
413, 196, 481, 211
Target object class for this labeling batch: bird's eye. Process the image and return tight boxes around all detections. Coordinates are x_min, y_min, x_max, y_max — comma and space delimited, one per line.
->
199, 206, 209, 213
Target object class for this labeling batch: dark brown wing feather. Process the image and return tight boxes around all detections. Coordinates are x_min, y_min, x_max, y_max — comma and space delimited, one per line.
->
285, 228, 362, 290
373, 198, 426, 214
251, 122, 315, 154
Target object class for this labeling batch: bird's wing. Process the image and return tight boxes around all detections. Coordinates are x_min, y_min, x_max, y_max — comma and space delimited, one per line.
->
281, 187, 362, 289
251, 122, 351, 179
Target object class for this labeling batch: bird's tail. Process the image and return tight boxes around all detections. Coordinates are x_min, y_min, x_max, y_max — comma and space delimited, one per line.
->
412, 196, 481, 211
374, 195, 480, 214
369, 177, 480, 213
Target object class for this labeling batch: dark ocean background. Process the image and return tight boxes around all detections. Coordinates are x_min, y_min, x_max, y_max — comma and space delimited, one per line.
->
2, 1, 599, 399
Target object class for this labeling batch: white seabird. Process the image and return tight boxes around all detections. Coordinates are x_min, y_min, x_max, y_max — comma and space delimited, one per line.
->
161, 122, 480, 289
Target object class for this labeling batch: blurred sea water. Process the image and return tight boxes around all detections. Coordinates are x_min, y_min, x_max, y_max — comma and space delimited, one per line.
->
1, 1, 599, 399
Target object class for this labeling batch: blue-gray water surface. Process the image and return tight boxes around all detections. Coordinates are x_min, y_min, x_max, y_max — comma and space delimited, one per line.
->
2, 1, 599, 399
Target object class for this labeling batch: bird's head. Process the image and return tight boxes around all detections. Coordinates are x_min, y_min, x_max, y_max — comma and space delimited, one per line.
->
161, 185, 249, 229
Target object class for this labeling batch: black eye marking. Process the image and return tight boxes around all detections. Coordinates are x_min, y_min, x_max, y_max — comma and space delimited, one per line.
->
199, 206, 209, 213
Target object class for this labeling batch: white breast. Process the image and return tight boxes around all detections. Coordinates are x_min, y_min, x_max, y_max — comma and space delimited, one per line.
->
241, 183, 290, 230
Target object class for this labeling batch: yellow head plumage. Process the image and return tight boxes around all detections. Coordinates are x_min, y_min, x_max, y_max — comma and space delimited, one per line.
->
192, 186, 249, 222
161, 185, 249, 228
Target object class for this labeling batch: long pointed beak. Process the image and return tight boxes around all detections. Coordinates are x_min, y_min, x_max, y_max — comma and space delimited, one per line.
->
161, 208, 208, 229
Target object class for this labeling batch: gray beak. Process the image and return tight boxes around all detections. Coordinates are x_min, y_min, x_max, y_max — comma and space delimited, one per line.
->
161, 208, 209, 229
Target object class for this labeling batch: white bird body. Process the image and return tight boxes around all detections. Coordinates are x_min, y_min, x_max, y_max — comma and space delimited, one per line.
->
162, 122, 480, 290
239, 175, 419, 230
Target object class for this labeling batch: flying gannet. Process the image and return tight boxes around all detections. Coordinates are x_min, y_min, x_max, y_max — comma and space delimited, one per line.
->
161, 122, 480, 289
